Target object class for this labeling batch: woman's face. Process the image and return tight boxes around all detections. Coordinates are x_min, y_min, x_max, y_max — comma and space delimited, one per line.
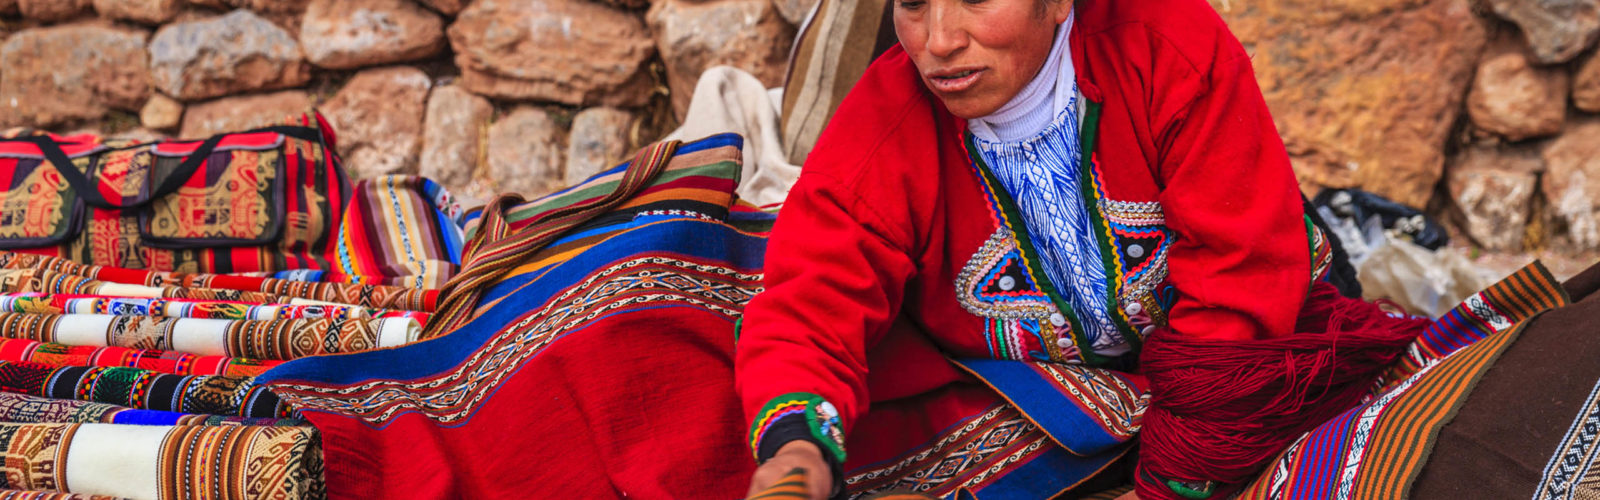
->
893, 0, 1072, 119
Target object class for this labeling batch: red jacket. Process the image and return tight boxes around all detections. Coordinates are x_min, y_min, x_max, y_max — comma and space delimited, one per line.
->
738, 0, 1317, 493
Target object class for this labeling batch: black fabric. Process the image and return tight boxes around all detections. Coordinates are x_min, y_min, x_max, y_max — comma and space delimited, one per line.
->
1311, 188, 1449, 250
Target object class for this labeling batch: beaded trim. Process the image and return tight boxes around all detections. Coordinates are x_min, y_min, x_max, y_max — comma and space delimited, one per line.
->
1099, 199, 1172, 302
954, 229, 1059, 320
749, 392, 847, 463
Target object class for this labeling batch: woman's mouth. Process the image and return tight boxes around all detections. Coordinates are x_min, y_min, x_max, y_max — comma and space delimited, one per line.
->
927, 68, 984, 93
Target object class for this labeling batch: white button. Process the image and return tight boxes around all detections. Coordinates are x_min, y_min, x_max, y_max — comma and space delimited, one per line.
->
1124, 301, 1143, 316
1056, 338, 1073, 349
1127, 244, 1146, 258
998, 276, 1016, 291
1049, 313, 1066, 327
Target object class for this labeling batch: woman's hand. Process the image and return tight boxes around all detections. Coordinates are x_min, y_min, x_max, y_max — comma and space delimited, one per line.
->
746, 440, 833, 500
1114, 490, 1141, 500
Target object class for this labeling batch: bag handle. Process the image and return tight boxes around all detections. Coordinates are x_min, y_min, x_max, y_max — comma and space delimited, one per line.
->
2, 125, 322, 210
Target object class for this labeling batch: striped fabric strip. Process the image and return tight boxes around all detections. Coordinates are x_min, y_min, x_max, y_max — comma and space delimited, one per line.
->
745, 469, 811, 500
1236, 262, 1566, 500
1373, 263, 1566, 396
426, 140, 682, 339
462, 140, 740, 239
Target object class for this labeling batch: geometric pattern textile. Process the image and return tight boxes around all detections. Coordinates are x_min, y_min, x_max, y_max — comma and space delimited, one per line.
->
1234, 263, 1568, 500
0, 360, 290, 418
0, 422, 321, 499
0, 313, 416, 361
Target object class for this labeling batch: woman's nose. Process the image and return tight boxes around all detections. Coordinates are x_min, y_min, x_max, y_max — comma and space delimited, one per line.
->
924, 3, 968, 58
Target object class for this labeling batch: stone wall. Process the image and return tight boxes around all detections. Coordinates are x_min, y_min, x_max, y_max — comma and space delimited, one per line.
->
0, 0, 801, 203
1215, 0, 1600, 255
2, 0, 1597, 256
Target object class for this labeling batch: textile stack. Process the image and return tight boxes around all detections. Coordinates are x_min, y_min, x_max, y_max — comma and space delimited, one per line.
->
0, 114, 465, 499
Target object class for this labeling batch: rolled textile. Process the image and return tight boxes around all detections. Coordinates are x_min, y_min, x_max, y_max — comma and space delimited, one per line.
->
0, 393, 302, 427
0, 338, 283, 377
0, 361, 290, 418
0, 295, 369, 321
0, 253, 436, 312
0, 422, 321, 500
222, 269, 439, 287
0, 313, 419, 360
15, 271, 285, 305
17, 295, 432, 325
0, 490, 123, 499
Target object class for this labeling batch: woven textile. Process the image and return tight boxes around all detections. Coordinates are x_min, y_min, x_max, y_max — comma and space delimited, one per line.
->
1400, 262, 1600, 499
460, 136, 740, 241
0, 422, 320, 499
428, 138, 723, 338
13, 271, 283, 305
455, 135, 745, 325
0, 392, 299, 427
0, 338, 281, 377
0, 360, 289, 418
1234, 263, 1567, 500
0, 295, 429, 326
0, 253, 435, 311
334, 175, 463, 290
0, 113, 349, 275
778, 0, 895, 165
0, 490, 122, 499
0, 313, 416, 361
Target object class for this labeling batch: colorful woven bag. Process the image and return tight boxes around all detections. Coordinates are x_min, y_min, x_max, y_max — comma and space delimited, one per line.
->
0, 112, 349, 273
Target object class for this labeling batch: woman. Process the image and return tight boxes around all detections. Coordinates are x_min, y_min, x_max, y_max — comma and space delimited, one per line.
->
736, 0, 1496, 498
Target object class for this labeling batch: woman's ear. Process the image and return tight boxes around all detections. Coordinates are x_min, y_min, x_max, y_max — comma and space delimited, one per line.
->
1050, 0, 1074, 24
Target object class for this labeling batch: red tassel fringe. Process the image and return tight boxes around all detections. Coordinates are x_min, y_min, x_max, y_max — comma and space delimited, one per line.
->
1136, 281, 1430, 490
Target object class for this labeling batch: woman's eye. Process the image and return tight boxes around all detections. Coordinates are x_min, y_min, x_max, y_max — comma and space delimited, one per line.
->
897, 0, 925, 10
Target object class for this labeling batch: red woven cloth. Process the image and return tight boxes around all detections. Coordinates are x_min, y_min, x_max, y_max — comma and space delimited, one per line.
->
1135, 281, 1430, 499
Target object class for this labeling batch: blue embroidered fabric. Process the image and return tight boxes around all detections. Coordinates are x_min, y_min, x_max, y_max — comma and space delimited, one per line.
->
971, 89, 1128, 355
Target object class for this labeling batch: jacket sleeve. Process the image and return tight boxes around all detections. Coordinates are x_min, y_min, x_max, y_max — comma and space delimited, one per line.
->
735, 169, 918, 468
1154, 48, 1311, 343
